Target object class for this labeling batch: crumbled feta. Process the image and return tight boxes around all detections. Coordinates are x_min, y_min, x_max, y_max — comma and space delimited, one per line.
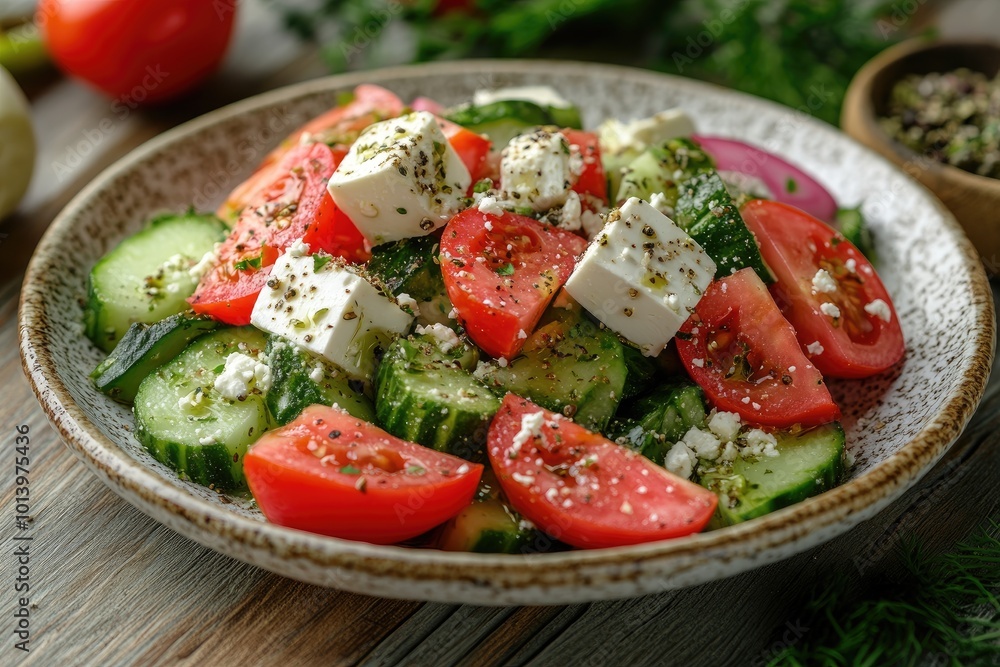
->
188, 243, 221, 281
415, 322, 461, 353
510, 411, 546, 458
743, 428, 779, 458
178, 388, 204, 411
309, 364, 325, 383
477, 195, 506, 217
396, 292, 420, 315
213, 352, 271, 401
555, 191, 583, 231
864, 298, 892, 322
806, 340, 825, 356
819, 302, 841, 319
719, 441, 739, 463
511, 472, 535, 486
580, 208, 606, 239
681, 426, 722, 461
707, 410, 742, 443
845, 258, 857, 273
811, 269, 838, 294
664, 441, 697, 479
287, 238, 311, 257
649, 191, 673, 217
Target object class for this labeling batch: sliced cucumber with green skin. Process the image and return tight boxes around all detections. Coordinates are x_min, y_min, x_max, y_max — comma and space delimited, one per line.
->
674, 170, 774, 284
134, 327, 270, 491
608, 382, 707, 466
84, 212, 227, 353
700, 423, 846, 527
836, 207, 878, 264
620, 343, 659, 401
265, 336, 375, 426
366, 230, 455, 328
437, 497, 537, 553
547, 105, 583, 130
91, 312, 219, 404
615, 137, 715, 206
445, 100, 559, 148
368, 230, 445, 300
477, 313, 627, 433
375, 331, 500, 459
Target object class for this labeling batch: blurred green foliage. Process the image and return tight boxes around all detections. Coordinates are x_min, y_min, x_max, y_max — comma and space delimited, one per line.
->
280, 0, 901, 125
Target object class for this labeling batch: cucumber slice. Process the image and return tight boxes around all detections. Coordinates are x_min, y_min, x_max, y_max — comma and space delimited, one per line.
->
437, 497, 536, 553
134, 327, 271, 491
615, 137, 715, 206
446, 100, 555, 148
621, 343, 659, 400
700, 423, 846, 526
84, 212, 227, 353
366, 229, 455, 327
91, 312, 219, 404
375, 329, 500, 459
477, 313, 627, 432
674, 171, 774, 284
836, 206, 878, 264
265, 336, 374, 426
547, 105, 583, 130
608, 382, 707, 465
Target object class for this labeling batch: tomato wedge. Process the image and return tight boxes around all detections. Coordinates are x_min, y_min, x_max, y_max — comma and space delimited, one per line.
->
218, 84, 404, 222
488, 394, 717, 548
440, 209, 587, 359
563, 129, 608, 206
440, 119, 492, 185
741, 200, 905, 378
190, 143, 345, 325
676, 268, 840, 428
245, 405, 483, 544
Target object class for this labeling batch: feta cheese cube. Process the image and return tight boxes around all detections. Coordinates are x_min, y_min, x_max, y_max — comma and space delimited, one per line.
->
500, 129, 581, 211
564, 198, 716, 357
250, 253, 412, 379
327, 111, 471, 245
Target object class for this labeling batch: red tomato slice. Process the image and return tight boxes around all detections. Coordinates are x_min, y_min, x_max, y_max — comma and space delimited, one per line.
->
190, 143, 340, 325
245, 405, 483, 544
741, 200, 905, 379
676, 268, 841, 428
440, 209, 587, 359
488, 394, 717, 548
563, 129, 608, 205
301, 192, 371, 264
440, 120, 492, 185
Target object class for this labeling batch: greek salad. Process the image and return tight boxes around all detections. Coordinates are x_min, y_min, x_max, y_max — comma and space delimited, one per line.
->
85, 84, 905, 551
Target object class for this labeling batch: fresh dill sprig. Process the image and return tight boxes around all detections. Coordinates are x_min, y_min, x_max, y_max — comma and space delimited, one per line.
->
768, 519, 1000, 666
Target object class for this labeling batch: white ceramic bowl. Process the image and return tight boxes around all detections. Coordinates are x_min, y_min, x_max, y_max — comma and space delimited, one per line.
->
19, 61, 995, 605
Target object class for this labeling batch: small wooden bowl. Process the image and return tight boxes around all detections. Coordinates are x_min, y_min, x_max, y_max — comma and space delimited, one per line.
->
842, 38, 1000, 274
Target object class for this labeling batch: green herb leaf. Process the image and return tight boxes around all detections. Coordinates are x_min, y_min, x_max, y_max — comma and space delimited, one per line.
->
406, 465, 426, 476
313, 254, 333, 272
340, 464, 361, 475
496, 262, 515, 276
473, 179, 493, 194
396, 207, 407, 214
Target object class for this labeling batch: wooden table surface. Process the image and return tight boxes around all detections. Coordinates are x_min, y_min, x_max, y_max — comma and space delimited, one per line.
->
2, 4, 999, 666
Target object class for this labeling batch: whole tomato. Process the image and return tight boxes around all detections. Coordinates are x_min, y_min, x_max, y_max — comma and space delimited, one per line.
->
38, 0, 237, 103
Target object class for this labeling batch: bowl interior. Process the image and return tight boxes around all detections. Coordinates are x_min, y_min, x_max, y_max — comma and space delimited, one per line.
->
19, 61, 995, 602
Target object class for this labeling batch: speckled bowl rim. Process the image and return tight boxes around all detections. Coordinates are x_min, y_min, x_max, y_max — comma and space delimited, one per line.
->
19, 60, 996, 604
